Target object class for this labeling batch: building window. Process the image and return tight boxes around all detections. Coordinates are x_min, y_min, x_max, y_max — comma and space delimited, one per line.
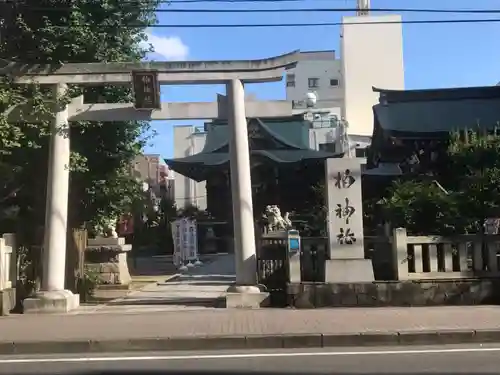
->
355, 148, 367, 158
319, 143, 336, 152
286, 74, 295, 87
308, 78, 319, 88
330, 78, 340, 87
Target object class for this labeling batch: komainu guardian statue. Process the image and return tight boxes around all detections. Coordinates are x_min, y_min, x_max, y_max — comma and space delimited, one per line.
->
263, 205, 292, 232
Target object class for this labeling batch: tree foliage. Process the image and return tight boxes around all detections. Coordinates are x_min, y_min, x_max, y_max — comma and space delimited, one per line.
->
377, 179, 462, 235
379, 129, 500, 235
0, 79, 55, 229
0, 0, 159, 239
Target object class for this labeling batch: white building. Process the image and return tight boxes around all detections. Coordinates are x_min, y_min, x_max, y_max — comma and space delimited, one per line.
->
172, 126, 208, 210
132, 154, 175, 203
286, 50, 343, 118
340, 14, 405, 136
171, 12, 405, 209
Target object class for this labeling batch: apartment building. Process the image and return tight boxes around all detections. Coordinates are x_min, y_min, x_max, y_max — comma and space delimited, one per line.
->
132, 154, 175, 202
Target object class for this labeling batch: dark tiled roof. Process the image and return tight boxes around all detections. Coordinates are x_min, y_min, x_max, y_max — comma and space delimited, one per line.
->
166, 116, 342, 181
374, 85, 500, 103
373, 85, 500, 133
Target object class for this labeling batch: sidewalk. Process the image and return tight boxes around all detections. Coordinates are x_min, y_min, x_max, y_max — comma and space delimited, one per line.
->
1, 306, 500, 354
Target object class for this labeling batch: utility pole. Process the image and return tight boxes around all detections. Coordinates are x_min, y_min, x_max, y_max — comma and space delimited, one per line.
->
357, 0, 370, 16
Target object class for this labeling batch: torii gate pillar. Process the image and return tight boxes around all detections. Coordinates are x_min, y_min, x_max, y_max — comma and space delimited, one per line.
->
225, 79, 269, 307
24, 83, 80, 313
227, 79, 257, 287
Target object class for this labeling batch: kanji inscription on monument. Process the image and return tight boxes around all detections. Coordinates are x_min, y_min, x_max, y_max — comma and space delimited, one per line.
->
335, 197, 356, 224
325, 158, 365, 259
132, 70, 161, 110
334, 169, 355, 189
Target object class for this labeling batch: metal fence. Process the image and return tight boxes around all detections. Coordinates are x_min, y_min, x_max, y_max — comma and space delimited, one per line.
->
256, 237, 289, 307
300, 237, 328, 282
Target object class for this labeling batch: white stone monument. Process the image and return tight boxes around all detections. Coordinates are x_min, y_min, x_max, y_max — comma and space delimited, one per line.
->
325, 158, 374, 282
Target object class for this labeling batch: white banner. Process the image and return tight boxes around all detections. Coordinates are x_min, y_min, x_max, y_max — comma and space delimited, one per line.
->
171, 220, 182, 267
171, 218, 199, 267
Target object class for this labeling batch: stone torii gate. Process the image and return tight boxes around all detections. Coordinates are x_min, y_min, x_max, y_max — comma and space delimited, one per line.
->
2, 51, 299, 313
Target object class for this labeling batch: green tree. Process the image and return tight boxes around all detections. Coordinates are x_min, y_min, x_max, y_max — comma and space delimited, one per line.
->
379, 129, 500, 235
0, 0, 159, 239
0, 77, 55, 231
378, 179, 462, 235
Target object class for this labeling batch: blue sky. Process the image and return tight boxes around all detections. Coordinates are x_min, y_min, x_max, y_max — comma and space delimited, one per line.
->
143, 0, 500, 158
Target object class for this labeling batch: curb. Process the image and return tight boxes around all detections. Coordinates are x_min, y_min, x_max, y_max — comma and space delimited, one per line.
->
156, 273, 182, 285
130, 274, 180, 284
2, 329, 500, 355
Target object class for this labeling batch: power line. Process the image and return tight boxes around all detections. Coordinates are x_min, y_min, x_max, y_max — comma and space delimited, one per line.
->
147, 7, 500, 14
162, 0, 352, 2
92, 7, 500, 14
160, 0, 348, 2
156, 0, 354, 2
3, 0, 355, 3
125, 7, 500, 14
17, 6, 500, 14
1, 0, 355, 4
52, 18, 500, 28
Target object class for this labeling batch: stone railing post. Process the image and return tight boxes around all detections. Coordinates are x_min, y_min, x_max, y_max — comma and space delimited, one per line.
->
2, 233, 16, 289
391, 227, 408, 280
0, 233, 17, 315
0, 238, 6, 291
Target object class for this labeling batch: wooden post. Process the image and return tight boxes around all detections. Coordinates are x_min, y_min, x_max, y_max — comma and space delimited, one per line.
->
65, 229, 87, 293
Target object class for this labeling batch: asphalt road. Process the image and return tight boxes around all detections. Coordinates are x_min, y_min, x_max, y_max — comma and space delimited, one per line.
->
1, 345, 500, 374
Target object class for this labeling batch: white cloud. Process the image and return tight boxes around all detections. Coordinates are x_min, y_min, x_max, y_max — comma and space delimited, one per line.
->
141, 30, 189, 61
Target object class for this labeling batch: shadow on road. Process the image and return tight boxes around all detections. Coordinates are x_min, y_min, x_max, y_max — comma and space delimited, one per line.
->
45, 372, 490, 375
107, 296, 226, 308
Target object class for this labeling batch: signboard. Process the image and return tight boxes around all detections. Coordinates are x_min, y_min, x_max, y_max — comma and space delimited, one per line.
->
117, 214, 134, 236
132, 70, 161, 110
485, 218, 500, 235
287, 230, 301, 253
171, 218, 199, 269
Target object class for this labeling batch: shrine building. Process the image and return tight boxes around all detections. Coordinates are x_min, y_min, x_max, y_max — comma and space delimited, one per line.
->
166, 115, 344, 221
366, 85, 500, 176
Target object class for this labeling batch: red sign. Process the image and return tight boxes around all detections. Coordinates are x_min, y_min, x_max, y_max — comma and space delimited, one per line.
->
118, 214, 134, 235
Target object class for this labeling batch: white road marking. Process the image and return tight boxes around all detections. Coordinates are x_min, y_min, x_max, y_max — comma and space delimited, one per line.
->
0, 345, 500, 364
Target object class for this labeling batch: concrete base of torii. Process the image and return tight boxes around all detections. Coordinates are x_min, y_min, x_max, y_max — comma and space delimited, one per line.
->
23, 290, 80, 314
225, 285, 270, 309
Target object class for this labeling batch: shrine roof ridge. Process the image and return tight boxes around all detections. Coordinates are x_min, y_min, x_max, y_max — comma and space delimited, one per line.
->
373, 85, 500, 104
0, 51, 300, 77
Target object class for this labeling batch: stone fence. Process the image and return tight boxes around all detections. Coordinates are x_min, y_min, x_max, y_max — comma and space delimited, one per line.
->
389, 228, 500, 280
288, 228, 500, 308
292, 228, 500, 282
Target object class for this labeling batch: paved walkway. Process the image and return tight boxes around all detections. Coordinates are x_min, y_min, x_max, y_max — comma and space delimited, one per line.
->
128, 255, 178, 277
2, 306, 500, 342
84, 253, 236, 313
